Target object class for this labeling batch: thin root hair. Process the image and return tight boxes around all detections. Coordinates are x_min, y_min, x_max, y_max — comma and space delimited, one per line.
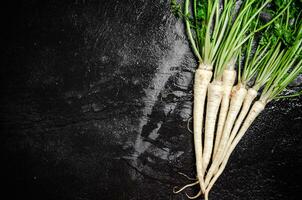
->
173, 180, 199, 194
185, 189, 202, 199
178, 172, 197, 181
187, 117, 193, 133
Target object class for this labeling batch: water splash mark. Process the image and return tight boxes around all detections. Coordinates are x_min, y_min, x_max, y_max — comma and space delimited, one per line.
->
133, 40, 187, 153
128, 22, 191, 173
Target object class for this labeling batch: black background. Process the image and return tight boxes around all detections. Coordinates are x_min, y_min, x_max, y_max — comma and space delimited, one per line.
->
1, 1, 302, 200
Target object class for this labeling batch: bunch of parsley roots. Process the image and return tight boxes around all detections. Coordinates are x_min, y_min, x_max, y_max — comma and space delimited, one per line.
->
171, 0, 302, 199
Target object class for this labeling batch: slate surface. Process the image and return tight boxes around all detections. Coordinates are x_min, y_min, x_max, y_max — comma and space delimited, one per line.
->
1, 1, 302, 200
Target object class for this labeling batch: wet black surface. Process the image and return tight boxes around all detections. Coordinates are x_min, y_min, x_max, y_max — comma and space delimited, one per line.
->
1, 1, 302, 200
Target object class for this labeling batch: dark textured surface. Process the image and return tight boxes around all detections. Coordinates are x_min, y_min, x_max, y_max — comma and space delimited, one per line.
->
1, 1, 302, 200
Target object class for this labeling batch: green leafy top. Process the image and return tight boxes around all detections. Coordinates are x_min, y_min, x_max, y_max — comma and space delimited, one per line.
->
237, 0, 301, 90
260, 27, 302, 102
171, 0, 293, 80
260, 0, 302, 47
171, 0, 301, 94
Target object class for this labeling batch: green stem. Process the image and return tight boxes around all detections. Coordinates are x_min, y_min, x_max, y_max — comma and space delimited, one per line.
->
185, 0, 202, 62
